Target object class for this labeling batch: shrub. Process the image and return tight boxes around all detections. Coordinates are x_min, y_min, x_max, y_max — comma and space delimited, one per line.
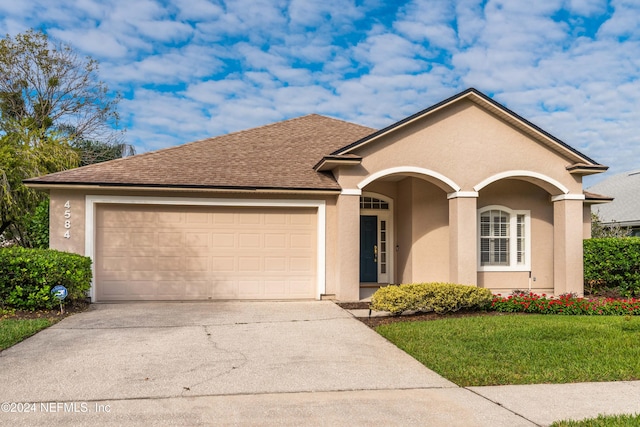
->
0, 247, 92, 310
370, 282, 494, 315
584, 238, 640, 297
490, 292, 640, 315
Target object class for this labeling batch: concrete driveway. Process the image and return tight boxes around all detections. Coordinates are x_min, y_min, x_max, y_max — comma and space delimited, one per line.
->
0, 302, 538, 426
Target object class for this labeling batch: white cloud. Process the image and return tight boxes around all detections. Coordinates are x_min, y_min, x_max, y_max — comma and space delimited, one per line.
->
566, 0, 609, 16
0, 0, 639, 186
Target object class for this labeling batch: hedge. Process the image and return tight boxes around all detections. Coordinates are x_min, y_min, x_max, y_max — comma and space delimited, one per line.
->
0, 247, 92, 310
584, 238, 640, 297
370, 282, 494, 315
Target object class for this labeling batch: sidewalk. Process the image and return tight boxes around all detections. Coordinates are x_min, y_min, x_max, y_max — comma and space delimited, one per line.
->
345, 306, 640, 426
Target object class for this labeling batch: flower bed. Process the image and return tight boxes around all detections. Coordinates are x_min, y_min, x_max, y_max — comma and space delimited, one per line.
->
490, 292, 640, 315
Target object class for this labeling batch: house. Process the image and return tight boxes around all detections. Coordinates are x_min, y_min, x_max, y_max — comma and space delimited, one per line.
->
588, 170, 640, 236
25, 88, 608, 302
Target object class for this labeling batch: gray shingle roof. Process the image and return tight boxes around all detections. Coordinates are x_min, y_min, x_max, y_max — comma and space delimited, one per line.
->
24, 114, 375, 191
588, 170, 640, 225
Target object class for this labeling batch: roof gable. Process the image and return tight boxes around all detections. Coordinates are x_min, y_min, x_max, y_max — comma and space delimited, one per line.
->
331, 88, 604, 170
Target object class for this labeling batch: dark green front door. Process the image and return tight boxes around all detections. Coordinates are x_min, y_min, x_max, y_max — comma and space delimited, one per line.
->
360, 215, 377, 282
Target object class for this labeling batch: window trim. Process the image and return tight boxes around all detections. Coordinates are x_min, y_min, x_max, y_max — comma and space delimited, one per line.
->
477, 205, 531, 272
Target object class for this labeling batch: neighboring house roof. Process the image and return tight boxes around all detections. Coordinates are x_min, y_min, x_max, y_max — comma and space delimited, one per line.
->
24, 114, 374, 192
329, 88, 606, 173
588, 170, 640, 226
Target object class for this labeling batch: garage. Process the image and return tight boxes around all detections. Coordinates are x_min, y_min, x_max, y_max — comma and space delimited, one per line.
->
94, 204, 318, 301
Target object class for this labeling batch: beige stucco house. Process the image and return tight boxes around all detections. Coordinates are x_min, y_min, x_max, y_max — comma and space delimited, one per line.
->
25, 88, 608, 302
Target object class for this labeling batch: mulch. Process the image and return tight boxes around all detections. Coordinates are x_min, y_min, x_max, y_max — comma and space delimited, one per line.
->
335, 301, 513, 328
2, 300, 91, 321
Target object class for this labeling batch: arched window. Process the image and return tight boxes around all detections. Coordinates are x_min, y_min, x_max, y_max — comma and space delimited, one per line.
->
478, 206, 530, 271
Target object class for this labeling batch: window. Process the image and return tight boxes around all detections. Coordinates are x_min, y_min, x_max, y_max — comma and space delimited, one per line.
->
359, 196, 389, 210
478, 206, 530, 271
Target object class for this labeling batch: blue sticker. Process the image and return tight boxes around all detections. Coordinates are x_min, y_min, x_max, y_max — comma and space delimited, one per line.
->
51, 285, 68, 300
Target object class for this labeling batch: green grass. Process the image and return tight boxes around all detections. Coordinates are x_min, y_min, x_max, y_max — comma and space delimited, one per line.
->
0, 318, 54, 350
551, 414, 640, 426
376, 314, 640, 386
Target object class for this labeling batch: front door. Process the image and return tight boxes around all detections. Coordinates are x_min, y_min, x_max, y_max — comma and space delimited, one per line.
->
360, 215, 378, 282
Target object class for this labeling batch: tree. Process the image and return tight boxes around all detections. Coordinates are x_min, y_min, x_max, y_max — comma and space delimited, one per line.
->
72, 138, 135, 167
591, 212, 630, 238
0, 30, 123, 245
0, 29, 121, 144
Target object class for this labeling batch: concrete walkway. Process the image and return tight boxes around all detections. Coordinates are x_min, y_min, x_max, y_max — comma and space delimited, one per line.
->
0, 301, 638, 426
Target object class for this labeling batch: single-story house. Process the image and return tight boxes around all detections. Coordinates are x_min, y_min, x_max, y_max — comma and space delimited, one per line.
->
25, 88, 608, 302
588, 170, 640, 236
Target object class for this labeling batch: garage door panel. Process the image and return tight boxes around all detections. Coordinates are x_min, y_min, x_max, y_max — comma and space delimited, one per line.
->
265, 257, 286, 272
186, 257, 209, 272
290, 233, 313, 248
96, 205, 317, 301
158, 232, 183, 246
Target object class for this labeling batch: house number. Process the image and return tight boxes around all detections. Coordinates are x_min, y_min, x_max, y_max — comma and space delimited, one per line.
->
63, 200, 71, 239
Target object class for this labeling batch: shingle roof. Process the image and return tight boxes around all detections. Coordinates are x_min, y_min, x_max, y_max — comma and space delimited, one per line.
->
25, 114, 375, 191
588, 170, 640, 225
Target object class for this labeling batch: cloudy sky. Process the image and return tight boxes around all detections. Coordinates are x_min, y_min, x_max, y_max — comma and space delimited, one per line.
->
1, 0, 639, 186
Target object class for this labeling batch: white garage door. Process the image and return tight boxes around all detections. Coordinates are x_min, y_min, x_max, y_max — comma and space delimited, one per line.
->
95, 204, 317, 301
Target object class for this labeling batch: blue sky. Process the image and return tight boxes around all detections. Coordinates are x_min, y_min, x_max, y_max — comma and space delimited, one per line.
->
1, 0, 639, 186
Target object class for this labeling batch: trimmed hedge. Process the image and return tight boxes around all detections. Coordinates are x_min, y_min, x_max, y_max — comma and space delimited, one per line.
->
370, 282, 493, 315
584, 238, 640, 297
0, 247, 92, 310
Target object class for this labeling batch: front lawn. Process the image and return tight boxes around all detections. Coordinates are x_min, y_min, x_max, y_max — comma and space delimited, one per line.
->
551, 414, 640, 426
376, 314, 640, 386
0, 318, 54, 350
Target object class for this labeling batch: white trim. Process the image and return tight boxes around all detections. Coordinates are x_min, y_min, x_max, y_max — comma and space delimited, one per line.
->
473, 170, 570, 194
341, 188, 362, 196
551, 194, 586, 202
477, 205, 531, 272
85, 195, 326, 302
360, 192, 394, 284
357, 166, 461, 192
447, 191, 479, 199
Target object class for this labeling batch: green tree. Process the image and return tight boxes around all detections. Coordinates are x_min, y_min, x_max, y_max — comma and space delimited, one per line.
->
591, 212, 630, 238
0, 30, 122, 245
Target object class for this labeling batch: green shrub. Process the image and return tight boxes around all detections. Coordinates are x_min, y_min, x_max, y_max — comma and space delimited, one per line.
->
21, 198, 50, 249
370, 282, 493, 315
584, 238, 640, 297
0, 247, 92, 310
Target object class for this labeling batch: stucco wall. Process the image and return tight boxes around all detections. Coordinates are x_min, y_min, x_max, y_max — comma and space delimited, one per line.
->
49, 190, 85, 255
337, 100, 583, 195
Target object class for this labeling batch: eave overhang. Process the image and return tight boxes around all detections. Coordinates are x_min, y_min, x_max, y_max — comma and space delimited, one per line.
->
23, 181, 342, 196
313, 154, 363, 172
567, 164, 609, 176
584, 191, 614, 204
